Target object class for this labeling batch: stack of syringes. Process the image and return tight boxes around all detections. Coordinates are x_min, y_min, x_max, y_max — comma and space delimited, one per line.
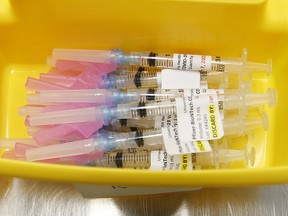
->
0, 48, 277, 171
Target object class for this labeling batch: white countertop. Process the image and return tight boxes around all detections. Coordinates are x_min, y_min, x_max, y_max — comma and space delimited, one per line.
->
1, 177, 287, 216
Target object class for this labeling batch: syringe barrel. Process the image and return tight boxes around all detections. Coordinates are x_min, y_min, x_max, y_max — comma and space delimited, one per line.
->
126, 88, 182, 103
115, 71, 159, 89
92, 148, 151, 169
116, 101, 177, 119
119, 118, 156, 129
100, 129, 164, 150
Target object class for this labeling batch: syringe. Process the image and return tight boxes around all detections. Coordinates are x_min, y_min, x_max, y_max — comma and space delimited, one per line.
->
36, 65, 248, 90
27, 88, 277, 126
91, 144, 256, 169
76, 139, 256, 170
24, 113, 267, 162
51, 48, 272, 75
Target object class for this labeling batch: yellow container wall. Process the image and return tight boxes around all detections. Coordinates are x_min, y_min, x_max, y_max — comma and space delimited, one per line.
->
0, 0, 288, 186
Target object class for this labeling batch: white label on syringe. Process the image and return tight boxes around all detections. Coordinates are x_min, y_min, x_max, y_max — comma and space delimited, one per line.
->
161, 69, 200, 89
161, 124, 212, 155
154, 114, 177, 128
175, 94, 224, 141
150, 150, 193, 171
173, 54, 212, 71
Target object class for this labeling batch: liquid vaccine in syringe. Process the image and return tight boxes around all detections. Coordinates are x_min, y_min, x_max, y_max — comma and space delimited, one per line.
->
88, 147, 153, 169
110, 66, 163, 89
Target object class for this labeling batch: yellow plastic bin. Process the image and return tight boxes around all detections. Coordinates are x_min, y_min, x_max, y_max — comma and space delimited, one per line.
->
0, 0, 287, 186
